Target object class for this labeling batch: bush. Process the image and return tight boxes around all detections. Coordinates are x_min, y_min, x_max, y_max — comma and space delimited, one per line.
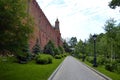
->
63, 53, 67, 57
97, 56, 106, 65
105, 60, 117, 72
115, 63, 120, 73
36, 54, 53, 64
58, 46, 64, 54
86, 56, 93, 64
105, 63, 113, 72
55, 55, 62, 59
54, 48, 61, 55
16, 52, 31, 64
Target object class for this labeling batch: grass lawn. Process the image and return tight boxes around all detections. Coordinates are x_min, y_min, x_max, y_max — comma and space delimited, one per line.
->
83, 60, 120, 80
0, 57, 64, 80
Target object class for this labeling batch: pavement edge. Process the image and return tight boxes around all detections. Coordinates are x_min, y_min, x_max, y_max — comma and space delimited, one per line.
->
48, 57, 66, 80
80, 61, 112, 80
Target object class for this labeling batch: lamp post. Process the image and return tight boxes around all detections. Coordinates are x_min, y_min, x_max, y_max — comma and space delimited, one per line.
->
82, 43, 85, 62
93, 34, 97, 67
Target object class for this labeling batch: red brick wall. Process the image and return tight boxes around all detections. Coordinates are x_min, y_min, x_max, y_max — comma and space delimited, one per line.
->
28, 0, 62, 50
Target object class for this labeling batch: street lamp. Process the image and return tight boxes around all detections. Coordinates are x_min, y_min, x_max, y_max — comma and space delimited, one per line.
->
93, 34, 97, 67
82, 43, 85, 62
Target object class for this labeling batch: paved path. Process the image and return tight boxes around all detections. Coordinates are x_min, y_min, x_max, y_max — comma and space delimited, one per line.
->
49, 56, 108, 80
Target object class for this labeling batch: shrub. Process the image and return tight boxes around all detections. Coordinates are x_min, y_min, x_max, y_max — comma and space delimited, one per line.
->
55, 55, 62, 59
105, 63, 113, 72
97, 56, 106, 65
58, 46, 64, 54
86, 56, 93, 64
43, 40, 55, 56
36, 54, 53, 64
115, 63, 120, 73
105, 60, 117, 72
54, 48, 61, 55
78, 53, 83, 59
16, 52, 31, 64
32, 39, 41, 54
63, 53, 67, 57
47, 55, 53, 63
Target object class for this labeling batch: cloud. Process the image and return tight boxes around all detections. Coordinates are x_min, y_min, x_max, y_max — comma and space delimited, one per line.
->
36, 0, 120, 41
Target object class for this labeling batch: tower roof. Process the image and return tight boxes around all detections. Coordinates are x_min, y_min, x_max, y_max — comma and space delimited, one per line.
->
55, 18, 59, 30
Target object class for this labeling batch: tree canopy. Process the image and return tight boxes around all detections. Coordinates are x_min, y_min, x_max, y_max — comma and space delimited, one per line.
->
109, 0, 120, 9
69, 37, 77, 47
0, 0, 33, 55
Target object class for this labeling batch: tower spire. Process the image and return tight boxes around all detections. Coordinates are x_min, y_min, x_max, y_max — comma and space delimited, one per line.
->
55, 18, 59, 30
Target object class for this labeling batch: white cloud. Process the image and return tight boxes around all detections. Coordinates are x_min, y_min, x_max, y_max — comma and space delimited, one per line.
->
36, 0, 120, 41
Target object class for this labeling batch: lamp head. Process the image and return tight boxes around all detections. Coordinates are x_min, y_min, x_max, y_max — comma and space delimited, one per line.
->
93, 34, 97, 40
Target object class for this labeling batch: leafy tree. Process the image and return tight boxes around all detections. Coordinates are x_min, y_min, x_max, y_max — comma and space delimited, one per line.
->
85, 34, 94, 56
63, 40, 71, 53
104, 19, 117, 61
69, 37, 77, 47
73, 39, 83, 57
0, 0, 33, 55
74, 40, 83, 54
97, 34, 107, 56
43, 40, 55, 56
109, 0, 120, 9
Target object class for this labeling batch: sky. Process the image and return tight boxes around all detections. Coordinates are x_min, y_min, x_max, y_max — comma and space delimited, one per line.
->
36, 0, 120, 41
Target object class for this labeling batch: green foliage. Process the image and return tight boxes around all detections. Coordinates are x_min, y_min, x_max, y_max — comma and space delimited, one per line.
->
115, 63, 120, 73
97, 55, 106, 65
55, 55, 62, 59
32, 39, 41, 54
69, 37, 77, 47
78, 18, 120, 73
86, 56, 93, 64
73, 40, 83, 57
0, 56, 64, 80
43, 40, 55, 56
105, 63, 115, 72
36, 54, 53, 64
58, 46, 64, 54
16, 44, 32, 64
54, 48, 61, 55
105, 60, 120, 73
63, 40, 71, 53
0, 0, 33, 55
84, 60, 120, 80
109, 0, 120, 9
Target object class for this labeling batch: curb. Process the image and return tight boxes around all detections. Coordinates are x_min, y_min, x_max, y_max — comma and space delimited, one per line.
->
48, 58, 66, 80
80, 61, 112, 80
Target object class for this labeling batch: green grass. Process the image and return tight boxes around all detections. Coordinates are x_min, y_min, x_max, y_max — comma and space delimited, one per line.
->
83, 60, 120, 80
0, 57, 64, 80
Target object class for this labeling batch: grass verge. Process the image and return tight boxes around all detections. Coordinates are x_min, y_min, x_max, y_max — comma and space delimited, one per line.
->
83, 60, 120, 80
0, 57, 64, 80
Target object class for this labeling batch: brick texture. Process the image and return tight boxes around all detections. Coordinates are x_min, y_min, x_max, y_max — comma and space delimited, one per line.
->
28, 0, 63, 50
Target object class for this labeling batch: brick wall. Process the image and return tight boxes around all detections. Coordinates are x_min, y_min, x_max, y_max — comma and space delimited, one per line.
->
28, 0, 63, 50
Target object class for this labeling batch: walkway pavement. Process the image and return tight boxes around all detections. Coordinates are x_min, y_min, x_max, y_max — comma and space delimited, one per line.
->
48, 56, 111, 80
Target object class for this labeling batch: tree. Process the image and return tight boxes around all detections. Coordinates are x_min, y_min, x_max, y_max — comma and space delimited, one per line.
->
74, 40, 83, 54
69, 37, 77, 47
109, 0, 120, 9
104, 18, 117, 61
63, 40, 71, 53
73, 39, 83, 58
32, 39, 41, 54
58, 46, 64, 54
43, 40, 55, 56
0, 0, 33, 55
